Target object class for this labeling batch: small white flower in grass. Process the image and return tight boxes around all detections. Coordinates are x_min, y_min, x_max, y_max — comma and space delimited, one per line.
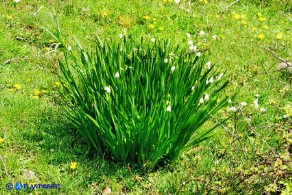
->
191, 86, 195, 90
151, 38, 155, 43
199, 30, 205, 36
14, 0, 20, 3
119, 33, 123, 39
260, 108, 267, 113
171, 66, 176, 72
166, 105, 172, 112
254, 98, 259, 109
202, 39, 207, 43
217, 73, 224, 80
189, 45, 197, 51
206, 61, 211, 69
199, 98, 204, 104
186, 33, 191, 39
228, 99, 232, 103
227, 107, 238, 112
209, 77, 214, 83
204, 93, 209, 101
283, 115, 288, 119
196, 52, 201, 57
104, 86, 111, 93
174, 0, 180, 3
188, 40, 193, 45
255, 94, 260, 98
212, 35, 217, 39
67, 46, 72, 51
164, 58, 168, 63
240, 102, 247, 107
114, 72, 120, 78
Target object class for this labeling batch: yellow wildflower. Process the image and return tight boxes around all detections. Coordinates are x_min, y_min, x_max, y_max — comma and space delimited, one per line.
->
149, 24, 155, 29
257, 33, 265, 39
41, 90, 47, 93
142, 15, 150, 20
158, 27, 163, 31
34, 89, 41, 96
240, 14, 246, 19
26, 78, 31, 82
262, 25, 268, 29
32, 96, 39, 99
259, 17, 266, 21
232, 13, 241, 20
215, 14, 220, 18
0, 138, 4, 143
8, 89, 15, 92
276, 32, 283, 40
70, 162, 77, 170
54, 82, 61, 87
13, 84, 21, 89
241, 20, 247, 25
257, 13, 262, 17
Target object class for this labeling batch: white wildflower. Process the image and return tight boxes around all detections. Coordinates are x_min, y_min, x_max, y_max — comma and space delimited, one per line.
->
283, 115, 288, 119
119, 33, 123, 39
206, 61, 211, 69
217, 73, 224, 80
204, 93, 209, 101
228, 99, 232, 103
202, 38, 207, 43
189, 45, 197, 51
151, 38, 156, 43
209, 77, 214, 83
114, 72, 120, 78
166, 105, 172, 112
260, 108, 267, 113
199, 98, 204, 104
188, 40, 193, 45
164, 58, 168, 63
212, 35, 217, 39
255, 94, 260, 98
227, 107, 238, 112
186, 33, 191, 39
240, 102, 247, 106
67, 46, 72, 51
254, 98, 259, 109
199, 30, 205, 35
196, 52, 201, 57
14, 0, 20, 3
171, 66, 176, 72
191, 86, 195, 90
104, 86, 111, 93
174, 0, 180, 4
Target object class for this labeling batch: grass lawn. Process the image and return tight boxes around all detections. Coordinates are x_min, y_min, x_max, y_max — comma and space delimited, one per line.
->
0, 0, 291, 194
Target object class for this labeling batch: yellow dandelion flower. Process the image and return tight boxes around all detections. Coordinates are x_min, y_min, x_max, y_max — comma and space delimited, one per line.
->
167, 0, 172, 2
34, 89, 41, 96
54, 82, 61, 87
70, 162, 77, 170
158, 27, 163, 31
142, 15, 150, 20
262, 25, 268, 29
240, 14, 246, 19
252, 27, 257, 31
0, 138, 4, 143
257, 33, 265, 39
13, 84, 21, 89
232, 13, 241, 20
257, 13, 262, 17
215, 14, 220, 18
32, 96, 39, 99
259, 17, 266, 21
149, 24, 155, 29
276, 32, 283, 40
41, 90, 47, 93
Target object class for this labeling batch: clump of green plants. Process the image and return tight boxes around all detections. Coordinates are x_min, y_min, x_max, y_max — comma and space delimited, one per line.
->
58, 36, 230, 169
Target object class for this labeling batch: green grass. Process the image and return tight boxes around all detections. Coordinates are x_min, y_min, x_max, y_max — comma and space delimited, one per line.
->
0, 0, 291, 194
